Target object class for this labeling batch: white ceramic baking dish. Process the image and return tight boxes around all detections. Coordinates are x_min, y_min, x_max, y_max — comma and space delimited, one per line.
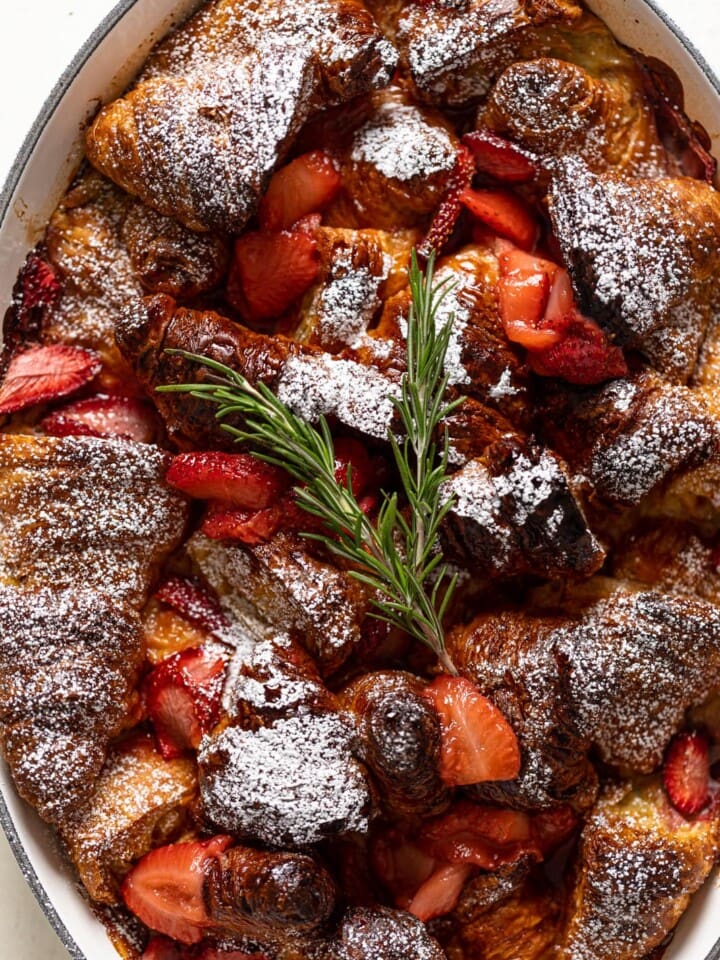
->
0, 1, 718, 957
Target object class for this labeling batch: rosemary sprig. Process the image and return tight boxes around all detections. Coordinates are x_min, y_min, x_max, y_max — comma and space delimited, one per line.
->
157, 251, 461, 674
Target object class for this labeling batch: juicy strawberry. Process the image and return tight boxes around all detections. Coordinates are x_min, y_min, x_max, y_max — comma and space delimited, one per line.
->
166, 452, 289, 509
145, 648, 227, 759
371, 828, 437, 909
155, 576, 230, 634
10, 253, 62, 336
663, 730, 711, 816
419, 802, 537, 870
230, 226, 320, 322
260, 151, 341, 231
462, 129, 537, 183
122, 836, 232, 944
498, 273, 556, 349
334, 437, 372, 497
530, 806, 578, 855
0, 343, 101, 415
460, 188, 538, 251
422, 675, 521, 787
40, 394, 158, 443
142, 936, 188, 960
529, 312, 628, 385
418, 146, 475, 260
407, 864, 473, 922
201, 501, 284, 545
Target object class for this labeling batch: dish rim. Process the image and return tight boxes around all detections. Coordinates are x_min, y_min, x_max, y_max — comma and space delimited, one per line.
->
0, 1, 719, 958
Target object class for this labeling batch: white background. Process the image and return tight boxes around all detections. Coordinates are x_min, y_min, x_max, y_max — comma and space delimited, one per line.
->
0, 1, 718, 958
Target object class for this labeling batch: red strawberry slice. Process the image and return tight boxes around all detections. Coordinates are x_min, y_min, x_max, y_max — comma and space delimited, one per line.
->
418, 146, 475, 260
334, 437, 372, 498
0, 343, 101, 415
201, 501, 284, 545
145, 647, 227, 759
460, 188, 538, 251
407, 863, 472, 922
155, 576, 230, 635
530, 806, 578, 855
499, 273, 556, 349
529, 312, 629, 385
229, 225, 320, 323
166, 452, 289, 509
463, 129, 537, 183
40, 394, 158, 443
663, 730, 711, 816
371, 828, 437, 909
422, 676, 521, 787
418, 802, 537, 870
10, 253, 63, 336
259, 151, 341, 232
122, 836, 233, 944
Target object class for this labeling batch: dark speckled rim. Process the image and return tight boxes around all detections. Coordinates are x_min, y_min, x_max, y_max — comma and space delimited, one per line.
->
1, 1, 719, 958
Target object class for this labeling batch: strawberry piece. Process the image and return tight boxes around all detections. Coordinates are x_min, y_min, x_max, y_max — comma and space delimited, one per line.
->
260, 151, 341, 231
142, 936, 188, 960
460, 188, 538, 252
422, 675, 521, 787
334, 437, 372, 498
201, 501, 284, 545
166, 452, 289, 509
230, 226, 320, 323
499, 273, 556, 349
529, 312, 628, 385
371, 828, 437, 909
530, 806, 578, 855
40, 394, 158, 443
145, 647, 227, 759
462, 129, 537, 184
419, 802, 537, 870
418, 146, 475, 260
10, 253, 63, 335
122, 836, 232, 944
0, 343, 101, 415
407, 863, 473, 922
155, 576, 230, 635
663, 730, 711, 816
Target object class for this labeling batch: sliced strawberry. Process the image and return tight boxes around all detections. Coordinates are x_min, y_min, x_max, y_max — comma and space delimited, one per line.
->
371, 828, 437, 909
122, 836, 232, 944
419, 802, 536, 870
201, 501, 284, 545
407, 864, 472, 922
530, 806, 578, 855
418, 146, 475, 260
463, 129, 537, 183
422, 675, 521, 787
230, 226, 320, 323
40, 393, 158, 443
10, 252, 63, 335
663, 730, 711, 816
0, 343, 101, 415
460, 188, 538, 251
499, 273, 556, 349
334, 437, 373, 498
529, 312, 628, 385
260, 151, 341, 231
167, 452, 289, 509
145, 648, 227, 759
155, 576, 230, 635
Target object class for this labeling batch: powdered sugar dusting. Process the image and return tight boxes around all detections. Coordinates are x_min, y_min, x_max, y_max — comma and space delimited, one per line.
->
199, 712, 371, 846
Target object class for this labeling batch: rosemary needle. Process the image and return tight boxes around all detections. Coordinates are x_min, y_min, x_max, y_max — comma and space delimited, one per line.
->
158, 250, 461, 674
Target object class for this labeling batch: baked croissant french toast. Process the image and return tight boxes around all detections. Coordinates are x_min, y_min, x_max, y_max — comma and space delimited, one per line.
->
1, 0, 720, 958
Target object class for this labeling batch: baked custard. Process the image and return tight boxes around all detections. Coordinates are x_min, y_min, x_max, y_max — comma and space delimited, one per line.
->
1, 1, 720, 959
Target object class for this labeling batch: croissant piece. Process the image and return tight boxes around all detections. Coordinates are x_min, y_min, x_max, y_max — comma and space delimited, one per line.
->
205, 845, 337, 941
560, 778, 720, 960
330, 906, 447, 960
340, 671, 448, 818
60, 733, 197, 903
479, 54, 669, 178
549, 157, 720, 382
0, 434, 188, 607
189, 532, 369, 675
0, 586, 143, 825
441, 436, 605, 580
323, 85, 460, 231
86, 0, 397, 233
539, 372, 720, 508
365, 0, 582, 106
199, 709, 373, 847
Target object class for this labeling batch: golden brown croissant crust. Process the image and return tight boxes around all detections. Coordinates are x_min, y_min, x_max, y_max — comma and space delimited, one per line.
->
86, 0, 396, 233
0, 585, 143, 825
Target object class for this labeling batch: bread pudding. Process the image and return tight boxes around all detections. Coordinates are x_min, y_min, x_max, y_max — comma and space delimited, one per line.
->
1, 2, 719, 958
